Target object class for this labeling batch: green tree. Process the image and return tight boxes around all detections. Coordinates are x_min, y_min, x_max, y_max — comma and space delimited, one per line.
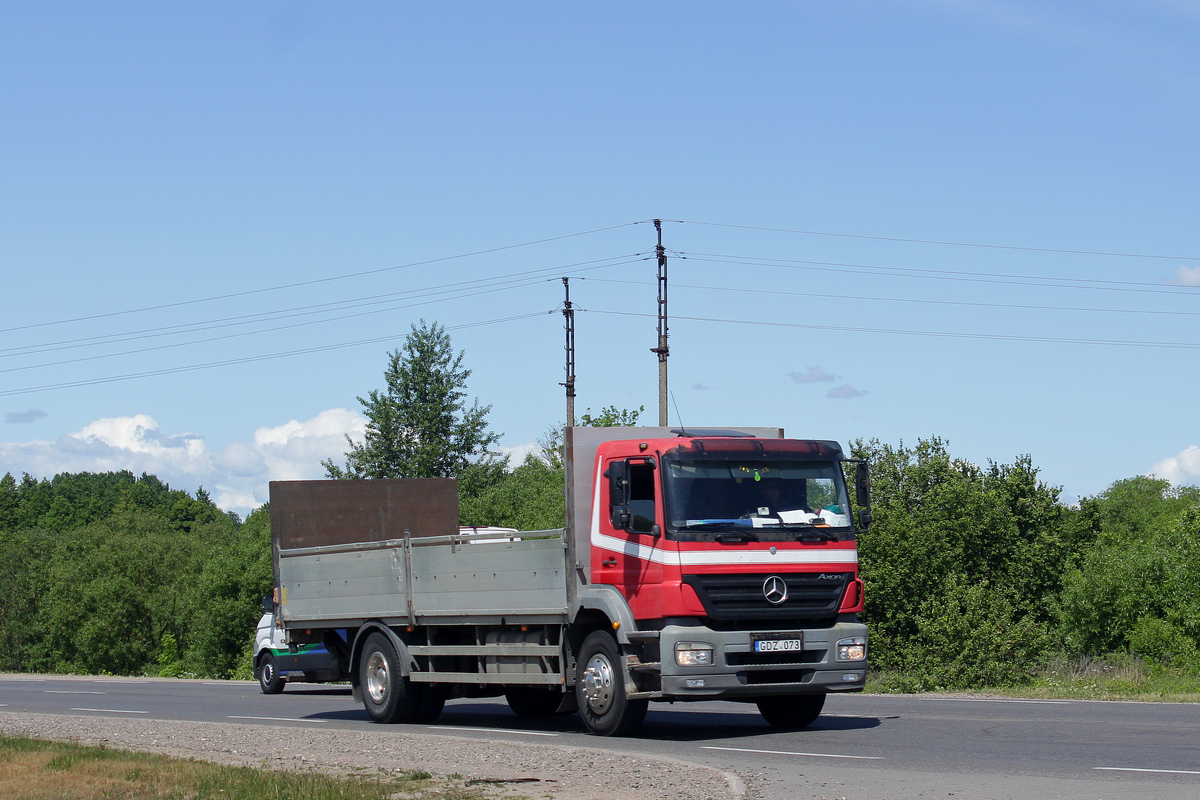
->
324, 320, 500, 479
460, 454, 567, 531
464, 406, 645, 529
179, 505, 274, 678
1058, 479, 1200, 659
852, 437, 1068, 686
535, 405, 644, 470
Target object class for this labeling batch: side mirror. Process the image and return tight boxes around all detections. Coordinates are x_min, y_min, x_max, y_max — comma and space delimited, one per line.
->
605, 460, 630, 530
854, 461, 872, 531
855, 461, 870, 507
261, 595, 274, 614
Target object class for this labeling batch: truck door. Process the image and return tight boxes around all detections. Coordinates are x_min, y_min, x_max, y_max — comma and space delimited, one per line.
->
593, 457, 665, 613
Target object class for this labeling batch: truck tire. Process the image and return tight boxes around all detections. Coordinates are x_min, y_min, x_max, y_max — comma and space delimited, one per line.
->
413, 685, 446, 724
576, 630, 648, 736
505, 687, 564, 718
757, 693, 825, 728
257, 652, 285, 694
360, 632, 421, 723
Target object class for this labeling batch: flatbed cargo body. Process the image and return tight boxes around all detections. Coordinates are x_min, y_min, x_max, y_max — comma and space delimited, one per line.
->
278, 531, 570, 626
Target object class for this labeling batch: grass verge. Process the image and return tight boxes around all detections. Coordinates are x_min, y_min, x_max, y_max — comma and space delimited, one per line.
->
865, 654, 1200, 702
0, 733, 502, 800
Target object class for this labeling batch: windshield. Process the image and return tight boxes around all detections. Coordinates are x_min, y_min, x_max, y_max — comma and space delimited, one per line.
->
662, 457, 853, 541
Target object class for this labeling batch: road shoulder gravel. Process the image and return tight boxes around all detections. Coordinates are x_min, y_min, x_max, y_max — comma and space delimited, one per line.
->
0, 710, 745, 800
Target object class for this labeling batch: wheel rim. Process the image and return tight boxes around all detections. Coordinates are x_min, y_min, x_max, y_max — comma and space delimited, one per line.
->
581, 652, 615, 715
261, 662, 273, 684
365, 650, 389, 704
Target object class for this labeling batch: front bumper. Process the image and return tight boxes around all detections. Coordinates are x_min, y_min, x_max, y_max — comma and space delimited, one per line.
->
656, 620, 868, 700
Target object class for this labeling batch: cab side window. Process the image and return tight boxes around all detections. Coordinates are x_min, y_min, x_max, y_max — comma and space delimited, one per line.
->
626, 461, 657, 533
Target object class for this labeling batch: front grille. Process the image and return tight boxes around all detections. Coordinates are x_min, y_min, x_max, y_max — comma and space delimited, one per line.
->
682, 572, 849, 622
739, 668, 815, 685
725, 649, 825, 666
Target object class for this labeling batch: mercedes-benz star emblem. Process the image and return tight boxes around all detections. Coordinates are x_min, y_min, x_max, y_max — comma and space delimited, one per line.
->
762, 575, 788, 605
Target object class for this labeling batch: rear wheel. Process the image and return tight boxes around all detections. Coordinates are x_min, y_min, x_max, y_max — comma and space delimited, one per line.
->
413, 684, 446, 723
257, 652, 284, 694
505, 687, 565, 717
757, 693, 825, 728
575, 631, 647, 736
360, 632, 421, 723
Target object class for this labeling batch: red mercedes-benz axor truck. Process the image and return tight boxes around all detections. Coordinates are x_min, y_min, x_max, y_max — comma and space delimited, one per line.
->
269, 426, 871, 736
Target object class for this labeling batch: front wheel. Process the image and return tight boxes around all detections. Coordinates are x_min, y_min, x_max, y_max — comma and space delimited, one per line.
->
757, 693, 825, 728
575, 631, 647, 736
257, 652, 284, 694
359, 632, 421, 723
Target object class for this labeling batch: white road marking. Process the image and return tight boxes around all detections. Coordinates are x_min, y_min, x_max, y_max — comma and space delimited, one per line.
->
70, 708, 148, 714
228, 715, 329, 724
924, 697, 1070, 705
1095, 767, 1200, 776
46, 690, 105, 694
89, 680, 146, 684
702, 745, 882, 760
432, 726, 559, 737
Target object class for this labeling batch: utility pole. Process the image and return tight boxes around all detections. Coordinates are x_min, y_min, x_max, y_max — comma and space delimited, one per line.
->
561, 277, 576, 427
651, 219, 669, 425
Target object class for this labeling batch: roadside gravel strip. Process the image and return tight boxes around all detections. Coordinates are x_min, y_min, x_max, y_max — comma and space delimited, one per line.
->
0, 710, 745, 800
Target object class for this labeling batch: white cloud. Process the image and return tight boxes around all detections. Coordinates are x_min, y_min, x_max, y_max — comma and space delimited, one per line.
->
827, 384, 869, 399
498, 442, 540, 467
1149, 445, 1200, 486
1168, 265, 1200, 286
789, 366, 839, 384
0, 409, 366, 518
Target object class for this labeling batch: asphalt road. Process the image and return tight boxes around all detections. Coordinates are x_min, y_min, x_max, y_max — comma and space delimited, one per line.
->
3, 675, 1199, 799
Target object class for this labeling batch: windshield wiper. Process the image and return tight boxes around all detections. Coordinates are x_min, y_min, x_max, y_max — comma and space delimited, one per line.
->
678, 519, 744, 531
714, 530, 759, 543
795, 528, 839, 542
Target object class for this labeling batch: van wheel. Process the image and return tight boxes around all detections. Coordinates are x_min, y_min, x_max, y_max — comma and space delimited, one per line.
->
576, 631, 647, 736
257, 652, 285, 694
360, 632, 421, 723
757, 693, 825, 728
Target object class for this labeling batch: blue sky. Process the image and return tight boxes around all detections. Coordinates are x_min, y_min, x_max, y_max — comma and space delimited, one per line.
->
2, 1, 1198, 515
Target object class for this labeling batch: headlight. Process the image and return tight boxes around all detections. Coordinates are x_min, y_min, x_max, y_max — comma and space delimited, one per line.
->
675, 642, 714, 666
836, 636, 867, 661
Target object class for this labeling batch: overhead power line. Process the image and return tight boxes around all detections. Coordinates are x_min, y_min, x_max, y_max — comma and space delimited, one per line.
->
583, 277, 1200, 319
1, 254, 644, 359
585, 309, 1200, 351
0, 313, 548, 398
682, 254, 1200, 297
1, 222, 645, 335
672, 220, 1200, 262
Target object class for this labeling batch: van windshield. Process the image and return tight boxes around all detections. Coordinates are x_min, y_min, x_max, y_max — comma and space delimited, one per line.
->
662, 457, 853, 542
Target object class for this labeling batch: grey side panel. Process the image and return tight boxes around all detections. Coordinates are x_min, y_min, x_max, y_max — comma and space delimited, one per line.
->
280, 535, 569, 626
411, 537, 568, 618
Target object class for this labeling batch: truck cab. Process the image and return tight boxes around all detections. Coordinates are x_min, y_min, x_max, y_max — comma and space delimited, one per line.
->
570, 427, 869, 727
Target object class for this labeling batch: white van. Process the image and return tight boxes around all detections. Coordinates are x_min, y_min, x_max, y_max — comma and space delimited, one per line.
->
254, 597, 347, 693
